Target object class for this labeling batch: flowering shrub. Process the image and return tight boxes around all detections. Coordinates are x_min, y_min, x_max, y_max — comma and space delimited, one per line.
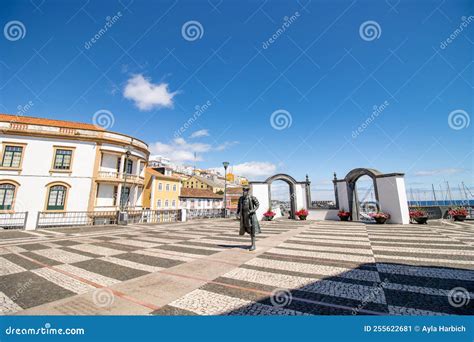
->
369, 212, 390, 219
337, 209, 350, 217
263, 210, 276, 218
448, 207, 468, 216
295, 209, 309, 217
409, 208, 427, 218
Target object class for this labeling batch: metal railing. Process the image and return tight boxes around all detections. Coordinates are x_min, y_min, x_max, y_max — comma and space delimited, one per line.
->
36, 211, 118, 229
126, 209, 181, 224
188, 208, 225, 220
36, 209, 182, 229
97, 171, 144, 184
0, 212, 28, 230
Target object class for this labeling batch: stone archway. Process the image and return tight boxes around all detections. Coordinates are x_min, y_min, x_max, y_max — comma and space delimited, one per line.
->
249, 174, 311, 220
345, 168, 382, 221
333, 168, 410, 224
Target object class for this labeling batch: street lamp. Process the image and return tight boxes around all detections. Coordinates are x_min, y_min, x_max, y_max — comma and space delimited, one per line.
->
119, 148, 132, 225
222, 161, 229, 218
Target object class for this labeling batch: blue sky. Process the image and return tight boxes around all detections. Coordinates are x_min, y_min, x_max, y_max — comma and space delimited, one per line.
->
0, 0, 472, 200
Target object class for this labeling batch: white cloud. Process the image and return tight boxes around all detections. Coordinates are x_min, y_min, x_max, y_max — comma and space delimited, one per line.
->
215, 141, 239, 151
414, 168, 465, 177
190, 129, 209, 138
123, 74, 177, 111
149, 137, 237, 163
212, 161, 277, 179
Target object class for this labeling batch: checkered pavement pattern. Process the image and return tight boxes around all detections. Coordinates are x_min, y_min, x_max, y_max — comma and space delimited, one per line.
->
0, 220, 292, 315
154, 220, 474, 316
1, 219, 473, 315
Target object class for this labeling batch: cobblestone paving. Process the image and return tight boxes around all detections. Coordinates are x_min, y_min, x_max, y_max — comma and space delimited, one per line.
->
0, 219, 473, 315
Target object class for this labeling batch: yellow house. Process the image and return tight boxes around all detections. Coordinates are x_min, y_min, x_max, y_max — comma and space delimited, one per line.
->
182, 175, 224, 193
143, 167, 181, 209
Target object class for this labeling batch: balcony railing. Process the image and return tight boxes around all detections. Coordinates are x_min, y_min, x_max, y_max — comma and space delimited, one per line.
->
97, 171, 144, 185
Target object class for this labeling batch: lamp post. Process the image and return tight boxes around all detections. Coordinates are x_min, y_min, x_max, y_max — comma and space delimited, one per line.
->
119, 148, 132, 225
222, 161, 229, 218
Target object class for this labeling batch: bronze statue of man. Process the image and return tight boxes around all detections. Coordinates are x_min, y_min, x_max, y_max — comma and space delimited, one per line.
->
237, 187, 261, 251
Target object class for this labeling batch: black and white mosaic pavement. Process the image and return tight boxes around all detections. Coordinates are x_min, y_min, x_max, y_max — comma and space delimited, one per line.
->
1, 219, 473, 315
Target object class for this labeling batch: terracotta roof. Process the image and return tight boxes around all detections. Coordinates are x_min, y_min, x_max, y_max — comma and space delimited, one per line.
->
179, 188, 223, 199
146, 168, 181, 181
0, 113, 105, 131
226, 187, 243, 194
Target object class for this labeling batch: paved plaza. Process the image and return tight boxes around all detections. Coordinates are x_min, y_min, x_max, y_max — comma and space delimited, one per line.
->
0, 219, 473, 316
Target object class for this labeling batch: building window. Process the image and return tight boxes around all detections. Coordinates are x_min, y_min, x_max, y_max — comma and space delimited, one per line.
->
165, 184, 170, 191
113, 186, 118, 206
47, 185, 68, 211
53, 148, 73, 170
116, 157, 121, 172
165, 200, 169, 208
1, 145, 23, 168
172, 184, 177, 192
124, 159, 133, 174
158, 182, 163, 191
157, 199, 162, 208
120, 187, 131, 208
0, 183, 16, 210
172, 200, 176, 207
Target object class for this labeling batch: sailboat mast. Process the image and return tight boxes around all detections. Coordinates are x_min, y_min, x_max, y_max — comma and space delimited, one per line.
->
431, 184, 438, 205
446, 181, 454, 206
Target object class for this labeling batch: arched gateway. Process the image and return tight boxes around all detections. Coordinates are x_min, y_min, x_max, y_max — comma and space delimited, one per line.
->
334, 168, 410, 224
249, 174, 311, 220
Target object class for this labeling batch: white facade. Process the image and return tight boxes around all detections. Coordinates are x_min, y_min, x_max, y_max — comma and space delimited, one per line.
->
0, 116, 149, 230
375, 175, 410, 224
180, 197, 223, 209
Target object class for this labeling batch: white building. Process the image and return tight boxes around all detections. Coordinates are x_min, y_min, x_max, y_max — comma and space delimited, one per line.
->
0, 114, 149, 229
179, 188, 223, 210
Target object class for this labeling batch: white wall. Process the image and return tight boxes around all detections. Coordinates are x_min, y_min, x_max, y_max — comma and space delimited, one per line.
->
180, 198, 222, 209
250, 183, 269, 221
336, 181, 349, 211
376, 176, 410, 224
294, 183, 307, 211
307, 209, 339, 221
